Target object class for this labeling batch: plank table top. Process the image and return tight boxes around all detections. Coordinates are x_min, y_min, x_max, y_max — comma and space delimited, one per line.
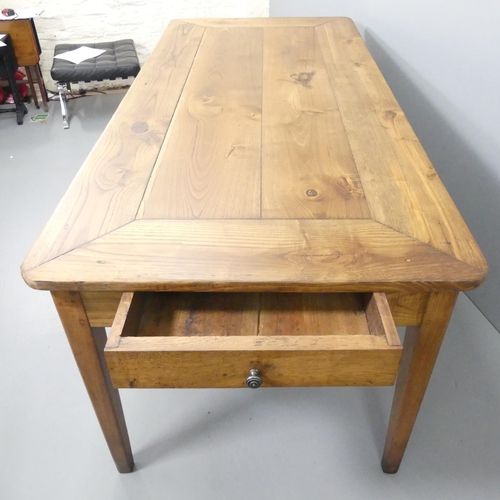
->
21, 17, 487, 294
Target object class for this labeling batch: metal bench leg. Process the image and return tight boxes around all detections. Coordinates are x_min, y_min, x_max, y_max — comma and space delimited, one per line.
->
57, 82, 69, 129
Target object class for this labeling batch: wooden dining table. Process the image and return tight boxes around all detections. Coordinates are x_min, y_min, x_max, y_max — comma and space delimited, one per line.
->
21, 17, 487, 474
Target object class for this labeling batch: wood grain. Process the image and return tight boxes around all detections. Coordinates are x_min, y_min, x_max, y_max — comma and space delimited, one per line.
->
133, 292, 259, 337
185, 18, 346, 28
22, 21, 205, 272
259, 293, 369, 336
386, 293, 428, 326
316, 22, 429, 243
23, 219, 486, 292
365, 293, 400, 345
20, 18, 488, 474
382, 292, 458, 473
141, 27, 262, 219
105, 289, 401, 388
105, 344, 401, 388
107, 292, 136, 348
81, 290, 428, 327
81, 291, 122, 327
111, 291, 394, 338
21, 18, 486, 295
80, 290, 429, 327
261, 26, 370, 219
106, 333, 401, 388
316, 20, 487, 270
0, 19, 39, 66
51, 291, 133, 473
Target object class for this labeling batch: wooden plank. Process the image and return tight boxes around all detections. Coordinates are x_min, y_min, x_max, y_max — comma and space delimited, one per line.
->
81, 291, 122, 327
106, 349, 401, 388
382, 292, 458, 473
22, 220, 486, 292
21, 21, 205, 272
259, 293, 369, 336
107, 292, 137, 348
185, 18, 345, 28
51, 291, 133, 472
105, 335, 401, 388
316, 21, 487, 270
113, 330, 391, 351
261, 26, 370, 219
133, 292, 260, 337
316, 22, 429, 243
327, 27, 482, 266
365, 293, 400, 345
141, 27, 262, 219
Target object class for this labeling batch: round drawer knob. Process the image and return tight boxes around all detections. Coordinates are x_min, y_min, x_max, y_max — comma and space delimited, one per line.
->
246, 369, 262, 389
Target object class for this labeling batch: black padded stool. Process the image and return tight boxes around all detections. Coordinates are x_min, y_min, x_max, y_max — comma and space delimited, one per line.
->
51, 39, 140, 129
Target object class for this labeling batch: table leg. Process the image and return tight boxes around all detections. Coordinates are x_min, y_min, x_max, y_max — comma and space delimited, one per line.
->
51, 291, 134, 473
33, 63, 49, 112
381, 291, 458, 473
25, 66, 39, 108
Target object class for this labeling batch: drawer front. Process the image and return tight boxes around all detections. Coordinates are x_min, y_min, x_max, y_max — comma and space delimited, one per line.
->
105, 292, 402, 389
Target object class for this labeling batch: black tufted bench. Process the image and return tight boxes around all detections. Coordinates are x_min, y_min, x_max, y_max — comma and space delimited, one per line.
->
51, 39, 140, 128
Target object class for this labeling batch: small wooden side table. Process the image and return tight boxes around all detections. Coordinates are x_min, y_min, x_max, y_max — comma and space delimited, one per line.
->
21, 17, 487, 474
0, 18, 48, 111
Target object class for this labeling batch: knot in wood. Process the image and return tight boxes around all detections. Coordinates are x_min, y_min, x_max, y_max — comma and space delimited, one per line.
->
291, 71, 315, 86
131, 121, 149, 133
306, 189, 318, 197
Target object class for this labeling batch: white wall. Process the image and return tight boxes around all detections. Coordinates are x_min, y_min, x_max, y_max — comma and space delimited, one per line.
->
272, 0, 500, 333
12, 0, 269, 87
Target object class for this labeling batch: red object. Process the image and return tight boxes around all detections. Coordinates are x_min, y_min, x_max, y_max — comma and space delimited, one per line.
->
0, 69, 28, 103
1, 8, 16, 17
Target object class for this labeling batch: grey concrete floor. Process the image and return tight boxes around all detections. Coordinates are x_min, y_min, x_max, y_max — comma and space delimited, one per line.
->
1, 95, 500, 499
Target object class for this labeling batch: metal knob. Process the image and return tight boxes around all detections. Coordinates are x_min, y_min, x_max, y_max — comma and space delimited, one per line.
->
245, 369, 262, 389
